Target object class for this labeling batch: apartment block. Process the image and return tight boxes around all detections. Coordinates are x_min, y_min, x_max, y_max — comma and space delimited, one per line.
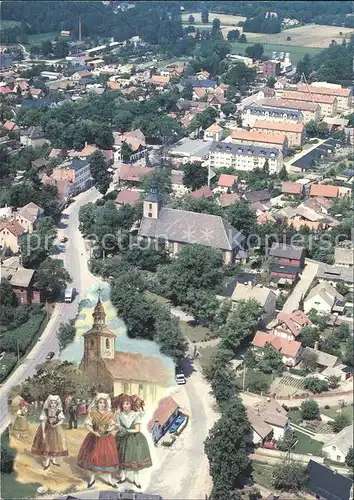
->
228, 128, 288, 152
253, 119, 305, 147
208, 141, 283, 174
296, 83, 352, 113
242, 105, 303, 128
259, 98, 321, 123
281, 90, 338, 117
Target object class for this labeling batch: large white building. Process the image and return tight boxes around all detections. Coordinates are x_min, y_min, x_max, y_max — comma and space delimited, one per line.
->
242, 104, 303, 128
208, 141, 283, 174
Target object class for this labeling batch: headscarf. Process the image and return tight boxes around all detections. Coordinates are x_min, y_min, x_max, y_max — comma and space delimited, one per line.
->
88, 393, 111, 412
42, 395, 63, 411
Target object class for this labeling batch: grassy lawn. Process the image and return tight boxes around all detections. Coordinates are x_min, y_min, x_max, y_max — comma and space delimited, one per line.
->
321, 405, 354, 422
144, 290, 170, 306
180, 321, 212, 343
292, 430, 323, 456
231, 41, 322, 63
252, 461, 274, 489
288, 409, 302, 424
199, 344, 219, 369
26, 32, 59, 47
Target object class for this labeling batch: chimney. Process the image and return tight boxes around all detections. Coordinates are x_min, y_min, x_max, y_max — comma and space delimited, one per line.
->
314, 341, 319, 351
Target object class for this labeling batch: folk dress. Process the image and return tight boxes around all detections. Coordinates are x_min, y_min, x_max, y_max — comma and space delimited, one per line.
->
77, 410, 119, 473
12, 409, 29, 435
115, 411, 152, 471
31, 408, 68, 457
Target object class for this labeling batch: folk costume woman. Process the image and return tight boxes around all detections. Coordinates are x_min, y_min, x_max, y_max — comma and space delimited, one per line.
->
12, 400, 30, 441
77, 393, 119, 489
31, 395, 68, 470
114, 394, 152, 489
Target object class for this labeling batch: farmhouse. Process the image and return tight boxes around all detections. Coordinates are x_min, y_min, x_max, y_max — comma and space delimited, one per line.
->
247, 399, 289, 446
304, 282, 345, 314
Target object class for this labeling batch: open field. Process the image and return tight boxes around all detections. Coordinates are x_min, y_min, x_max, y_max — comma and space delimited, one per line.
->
182, 12, 246, 26
26, 32, 59, 47
245, 24, 354, 48
292, 430, 323, 455
231, 41, 322, 63
321, 404, 354, 422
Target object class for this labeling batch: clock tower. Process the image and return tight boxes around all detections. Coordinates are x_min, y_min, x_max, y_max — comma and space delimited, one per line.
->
82, 292, 116, 373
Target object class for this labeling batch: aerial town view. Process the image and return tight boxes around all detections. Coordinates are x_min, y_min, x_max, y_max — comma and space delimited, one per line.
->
0, 1, 353, 500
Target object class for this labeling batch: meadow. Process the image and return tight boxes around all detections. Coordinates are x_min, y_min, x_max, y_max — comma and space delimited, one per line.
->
230, 41, 322, 63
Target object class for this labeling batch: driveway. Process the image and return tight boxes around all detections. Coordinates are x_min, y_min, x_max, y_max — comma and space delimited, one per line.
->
282, 260, 318, 313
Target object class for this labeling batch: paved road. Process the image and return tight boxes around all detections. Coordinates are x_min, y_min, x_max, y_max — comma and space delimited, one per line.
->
282, 259, 318, 313
0, 187, 102, 433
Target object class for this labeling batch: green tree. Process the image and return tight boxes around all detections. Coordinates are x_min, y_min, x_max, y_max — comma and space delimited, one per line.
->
243, 369, 271, 393
183, 288, 219, 322
239, 33, 247, 43
227, 30, 240, 41
271, 462, 308, 492
120, 141, 134, 163
258, 344, 283, 374
267, 76, 276, 88
327, 375, 340, 389
53, 40, 69, 58
278, 429, 297, 452
225, 201, 257, 238
183, 162, 208, 190
89, 150, 112, 195
1, 429, 16, 474
344, 337, 353, 367
300, 399, 320, 420
201, 8, 209, 24
79, 202, 97, 235
299, 326, 320, 348
245, 43, 264, 60
345, 446, 354, 472
330, 413, 350, 433
57, 319, 76, 352
203, 348, 237, 409
220, 299, 262, 353
205, 398, 251, 496
35, 258, 72, 298
303, 377, 328, 394
41, 40, 53, 57
300, 349, 318, 371
0, 279, 18, 308
153, 303, 188, 363
296, 53, 312, 79
221, 101, 236, 116
21, 360, 91, 402
278, 165, 288, 180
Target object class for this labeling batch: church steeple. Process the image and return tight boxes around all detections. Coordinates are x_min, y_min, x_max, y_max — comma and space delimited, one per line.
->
92, 288, 106, 328
143, 176, 163, 219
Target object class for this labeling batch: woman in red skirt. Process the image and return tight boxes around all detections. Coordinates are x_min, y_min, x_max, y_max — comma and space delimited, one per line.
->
77, 393, 119, 489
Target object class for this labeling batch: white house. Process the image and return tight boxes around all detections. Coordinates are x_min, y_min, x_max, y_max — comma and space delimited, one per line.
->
322, 425, 353, 463
304, 282, 345, 314
203, 123, 224, 142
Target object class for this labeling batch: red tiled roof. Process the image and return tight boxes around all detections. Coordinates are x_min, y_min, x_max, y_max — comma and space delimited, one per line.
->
297, 83, 351, 98
310, 184, 339, 198
115, 189, 141, 205
191, 186, 213, 199
252, 331, 302, 357
0, 220, 26, 237
231, 129, 286, 146
257, 212, 275, 224
3, 120, 18, 131
0, 86, 12, 94
118, 165, 154, 182
104, 351, 170, 385
148, 396, 179, 430
282, 90, 336, 105
218, 174, 238, 188
254, 119, 304, 133
218, 192, 240, 207
282, 182, 303, 195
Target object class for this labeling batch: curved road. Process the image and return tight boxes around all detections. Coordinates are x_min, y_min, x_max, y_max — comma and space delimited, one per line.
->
0, 186, 215, 499
0, 187, 102, 432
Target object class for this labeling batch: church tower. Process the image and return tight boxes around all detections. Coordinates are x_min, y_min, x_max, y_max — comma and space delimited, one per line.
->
82, 292, 116, 372
143, 176, 163, 219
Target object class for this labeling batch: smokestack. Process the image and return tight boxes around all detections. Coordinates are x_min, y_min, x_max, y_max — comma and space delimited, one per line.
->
79, 16, 82, 42
314, 341, 319, 351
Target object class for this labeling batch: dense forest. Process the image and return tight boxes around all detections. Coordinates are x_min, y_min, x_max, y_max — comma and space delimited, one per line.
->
1, 1, 183, 45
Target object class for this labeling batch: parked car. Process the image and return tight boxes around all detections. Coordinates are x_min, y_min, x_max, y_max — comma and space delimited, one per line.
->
169, 415, 185, 433
60, 236, 68, 243
46, 351, 55, 360
175, 366, 186, 385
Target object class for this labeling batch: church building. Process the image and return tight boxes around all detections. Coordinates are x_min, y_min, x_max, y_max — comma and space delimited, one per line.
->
79, 295, 171, 407
138, 178, 245, 264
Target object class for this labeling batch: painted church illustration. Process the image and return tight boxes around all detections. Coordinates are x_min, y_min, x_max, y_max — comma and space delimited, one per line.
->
79, 294, 171, 407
